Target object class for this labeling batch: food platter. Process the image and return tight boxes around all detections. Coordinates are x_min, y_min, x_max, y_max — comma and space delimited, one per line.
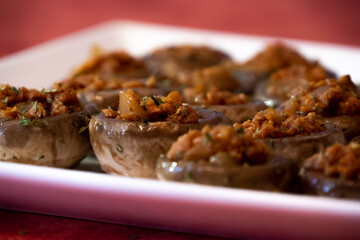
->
0, 20, 360, 239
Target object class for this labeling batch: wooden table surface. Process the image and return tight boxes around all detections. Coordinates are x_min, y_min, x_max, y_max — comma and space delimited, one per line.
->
0, 0, 360, 239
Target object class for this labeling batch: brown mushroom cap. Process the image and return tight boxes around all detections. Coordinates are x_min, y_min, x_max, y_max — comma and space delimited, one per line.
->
0, 110, 91, 168
319, 115, 360, 142
89, 108, 230, 178
77, 87, 168, 110
192, 101, 267, 124
157, 155, 297, 192
143, 45, 231, 78
260, 123, 346, 164
299, 170, 360, 199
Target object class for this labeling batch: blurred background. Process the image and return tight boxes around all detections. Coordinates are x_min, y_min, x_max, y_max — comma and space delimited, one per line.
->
0, 0, 360, 57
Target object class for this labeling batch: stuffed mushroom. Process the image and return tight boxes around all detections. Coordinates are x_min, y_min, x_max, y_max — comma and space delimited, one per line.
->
233, 108, 346, 164
300, 142, 360, 199
89, 89, 229, 178
284, 75, 360, 141
0, 85, 91, 168
157, 125, 297, 192
143, 45, 231, 81
56, 50, 163, 110
184, 86, 267, 123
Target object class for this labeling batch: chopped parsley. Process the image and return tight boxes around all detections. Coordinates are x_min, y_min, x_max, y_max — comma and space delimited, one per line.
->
297, 125, 303, 132
151, 95, 163, 106
254, 127, 259, 136
32, 101, 37, 111
18, 116, 32, 126
176, 150, 182, 158
47, 97, 53, 103
11, 87, 19, 94
13, 156, 18, 160
38, 155, 45, 160
41, 88, 57, 93
0, 86, 5, 91
18, 115, 48, 127
311, 93, 317, 101
2, 97, 8, 103
141, 118, 148, 124
116, 144, 123, 153
202, 132, 213, 145
20, 106, 26, 114
182, 108, 187, 117
78, 125, 88, 133
236, 127, 244, 134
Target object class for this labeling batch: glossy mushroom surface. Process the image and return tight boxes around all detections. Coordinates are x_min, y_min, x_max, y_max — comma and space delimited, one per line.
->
89, 108, 229, 178
0, 111, 91, 168
234, 108, 346, 164
299, 143, 360, 199
156, 125, 297, 191
143, 45, 231, 78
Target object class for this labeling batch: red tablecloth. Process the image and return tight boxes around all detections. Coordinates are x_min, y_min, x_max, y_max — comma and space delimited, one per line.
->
1, 0, 360, 239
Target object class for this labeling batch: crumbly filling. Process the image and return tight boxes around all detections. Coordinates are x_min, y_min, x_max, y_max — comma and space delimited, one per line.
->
266, 63, 328, 99
56, 75, 156, 92
0, 84, 81, 120
240, 43, 309, 73
285, 75, 360, 116
303, 143, 360, 180
55, 51, 150, 91
233, 108, 326, 138
166, 125, 270, 165
102, 90, 199, 124
184, 86, 247, 105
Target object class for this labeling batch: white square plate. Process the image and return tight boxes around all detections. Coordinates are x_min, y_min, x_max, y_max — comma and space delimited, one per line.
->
0, 20, 360, 239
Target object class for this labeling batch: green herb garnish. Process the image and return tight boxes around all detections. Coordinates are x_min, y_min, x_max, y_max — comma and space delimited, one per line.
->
11, 87, 19, 94
236, 127, 244, 134
47, 97, 53, 103
203, 132, 213, 145
78, 125, 88, 133
271, 140, 275, 149
32, 101, 37, 111
20, 106, 26, 114
2, 97, 8, 103
0, 86, 5, 91
151, 95, 163, 106
13, 156, 18, 160
39, 155, 44, 160
18, 115, 48, 127
116, 144, 123, 153
18, 116, 32, 126
176, 150, 182, 158
311, 93, 317, 101
297, 125, 303, 132
182, 109, 187, 117
41, 88, 57, 93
